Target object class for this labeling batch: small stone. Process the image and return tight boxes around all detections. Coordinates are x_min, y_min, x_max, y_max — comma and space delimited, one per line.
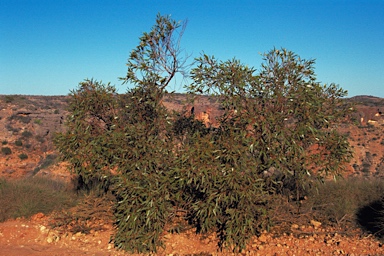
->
39, 226, 47, 233
258, 234, 268, 243
47, 237, 53, 244
291, 224, 299, 229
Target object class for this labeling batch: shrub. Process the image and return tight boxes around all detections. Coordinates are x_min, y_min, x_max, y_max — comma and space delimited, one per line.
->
31, 154, 58, 176
21, 130, 33, 138
20, 116, 31, 124
1, 147, 12, 155
0, 177, 77, 222
18, 153, 28, 160
2, 140, 7, 145
14, 140, 22, 146
34, 119, 42, 125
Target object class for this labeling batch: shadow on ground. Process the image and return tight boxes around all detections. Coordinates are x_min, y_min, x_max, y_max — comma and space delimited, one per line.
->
356, 199, 384, 241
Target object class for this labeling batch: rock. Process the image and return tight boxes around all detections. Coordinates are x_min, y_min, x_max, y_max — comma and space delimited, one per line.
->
31, 212, 45, 221
46, 232, 60, 244
291, 224, 299, 229
46, 237, 53, 244
39, 225, 47, 233
310, 219, 322, 229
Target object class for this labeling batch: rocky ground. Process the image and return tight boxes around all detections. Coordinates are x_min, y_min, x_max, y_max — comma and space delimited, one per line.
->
0, 213, 383, 255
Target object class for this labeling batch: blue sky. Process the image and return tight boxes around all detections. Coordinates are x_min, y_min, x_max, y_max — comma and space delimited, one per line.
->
1, 0, 383, 97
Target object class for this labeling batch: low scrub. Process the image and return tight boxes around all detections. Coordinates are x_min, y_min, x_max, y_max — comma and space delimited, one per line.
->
0, 177, 77, 222
50, 193, 114, 234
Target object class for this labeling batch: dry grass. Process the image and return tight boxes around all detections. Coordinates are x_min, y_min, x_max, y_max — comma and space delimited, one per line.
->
0, 176, 77, 222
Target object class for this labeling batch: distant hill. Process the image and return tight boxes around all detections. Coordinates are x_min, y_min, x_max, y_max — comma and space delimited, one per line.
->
346, 95, 384, 107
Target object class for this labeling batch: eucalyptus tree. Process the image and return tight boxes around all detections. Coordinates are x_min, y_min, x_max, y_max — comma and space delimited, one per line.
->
55, 13, 353, 253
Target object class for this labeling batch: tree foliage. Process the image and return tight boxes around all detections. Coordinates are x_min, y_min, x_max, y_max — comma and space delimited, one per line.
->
54, 80, 119, 192
121, 13, 188, 91
55, 14, 353, 253
189, 49, 353, 200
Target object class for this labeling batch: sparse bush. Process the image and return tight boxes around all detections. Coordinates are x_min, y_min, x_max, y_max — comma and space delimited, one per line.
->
6, 124, 20, 133
1, 147, 12, 155
35, 135, 45, 143
14, 140, 22, 146
2, 140, 8, 145
8, 114, 31, 124
4, 95, 15, 103
34, 119, 42, 125
0, 177, 77, 222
